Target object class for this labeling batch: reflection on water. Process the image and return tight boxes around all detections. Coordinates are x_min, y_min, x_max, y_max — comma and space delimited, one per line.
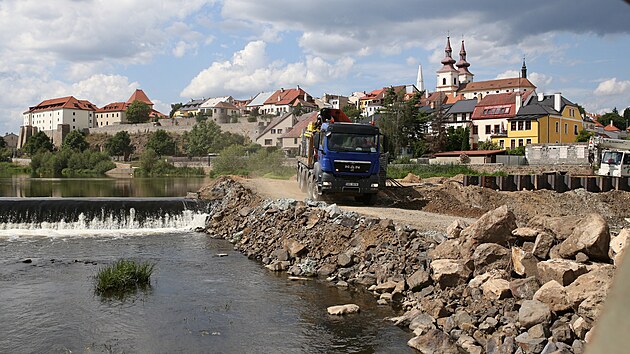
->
0, 175, 212, 197
0, 233, 413, 353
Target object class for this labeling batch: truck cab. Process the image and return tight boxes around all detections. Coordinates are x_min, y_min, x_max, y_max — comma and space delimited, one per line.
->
296, 108, 382, 205
598, 150, 630, 177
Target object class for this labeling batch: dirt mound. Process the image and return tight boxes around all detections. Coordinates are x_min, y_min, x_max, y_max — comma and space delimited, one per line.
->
401, 173, 421, 183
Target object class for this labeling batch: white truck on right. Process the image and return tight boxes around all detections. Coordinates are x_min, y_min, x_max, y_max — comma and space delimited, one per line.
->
588, 136, 630, 177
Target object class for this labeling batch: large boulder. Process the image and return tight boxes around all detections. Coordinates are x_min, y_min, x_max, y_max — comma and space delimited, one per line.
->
285, 239, 307, 258
460, 205, 517, 246
537, 259, 588, 286
430, 259, 472, 288
407, 329, 458, 354
407, 269, 432, 292
518, 300, 552, 329
327, 304, 360, 315
481, 278, 512, 300
473, 243, 510, 275
565, 266, 615, 308
428, 239, 461, 260
578, 292, 607, 323
558, 214, 610, 262
528, 215, 582, 241
446, 219, 470, 239
512, 247, 539, 277
610, 228, 630, 265
512, 227, 540, 242
532, 232, 555, 260
510, 277, 540, 300
533, 280, 571, 312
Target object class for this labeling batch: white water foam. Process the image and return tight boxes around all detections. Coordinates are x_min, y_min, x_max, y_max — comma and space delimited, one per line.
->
0, 210, 209, 239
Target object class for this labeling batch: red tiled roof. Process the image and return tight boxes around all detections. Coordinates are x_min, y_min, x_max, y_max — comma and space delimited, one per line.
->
127, 89, 153, 105
604, 123, 621, 132
27, 96, 97, 113
433, 150, 505, 157
214, 101, 238, 109
150, 109, 167, 119
264, 88, 312, 106
281, 112, 318, 139
458, 78, 536, 92
96, 102, 127, 113
359, 89, 385, 101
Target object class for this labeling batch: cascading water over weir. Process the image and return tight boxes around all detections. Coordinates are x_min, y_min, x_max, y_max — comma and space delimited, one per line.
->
0, 197, 211, 233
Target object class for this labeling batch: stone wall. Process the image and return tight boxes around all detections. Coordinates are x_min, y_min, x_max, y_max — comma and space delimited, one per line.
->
526, 143, 590, 166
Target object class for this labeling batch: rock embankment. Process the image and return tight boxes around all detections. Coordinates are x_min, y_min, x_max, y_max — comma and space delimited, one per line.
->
200, 176, 628, 354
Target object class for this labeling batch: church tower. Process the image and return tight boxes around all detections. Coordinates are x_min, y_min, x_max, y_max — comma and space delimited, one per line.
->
456, 39, 474, 84
416, 64, 425, 93
436, 37, 460, 93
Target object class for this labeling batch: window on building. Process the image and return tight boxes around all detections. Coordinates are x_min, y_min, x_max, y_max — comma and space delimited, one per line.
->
73, 118, 75, 122
264, 139, 272, 145
271, 129, 276, 134
494, 124, 500, 133
526, 139, 532, 145
73, 112, 75, 115
277, 129, 282, 134
564, 123, 568, 134
511, 139, 516, 149
525, 121, 532, 130
574, 125, 578, 135
485, 125, 491, 134
511, 121, 517, 131
499, 140, 504, 148
294, 138, 298, 144
555, 122, 559, 132
518, 139, 524, 147
442, 78, 446, 85
518, 121, 524, 130
472, 125, 478, 135
454, 78, 457, 85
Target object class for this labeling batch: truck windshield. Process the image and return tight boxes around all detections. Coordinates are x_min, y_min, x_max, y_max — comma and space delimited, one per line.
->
327, 133, 378, 153
602, 151, 622, 165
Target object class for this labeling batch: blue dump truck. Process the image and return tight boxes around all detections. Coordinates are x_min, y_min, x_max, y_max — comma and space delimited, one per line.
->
296, 108, 383, 205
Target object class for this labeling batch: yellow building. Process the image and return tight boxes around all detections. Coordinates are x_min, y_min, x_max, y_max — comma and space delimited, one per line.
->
493, 93, 582, 149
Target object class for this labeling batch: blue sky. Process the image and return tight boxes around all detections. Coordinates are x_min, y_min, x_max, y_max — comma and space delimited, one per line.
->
2, 0, 630, 134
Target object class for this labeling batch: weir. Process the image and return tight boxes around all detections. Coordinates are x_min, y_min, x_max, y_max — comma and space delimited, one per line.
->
0, 197, 211, 230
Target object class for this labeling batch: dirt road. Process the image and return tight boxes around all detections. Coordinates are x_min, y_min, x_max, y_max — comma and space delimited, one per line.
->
240, 177, 476, 232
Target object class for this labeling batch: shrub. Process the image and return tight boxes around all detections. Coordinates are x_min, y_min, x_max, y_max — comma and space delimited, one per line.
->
94, 259, 155, 296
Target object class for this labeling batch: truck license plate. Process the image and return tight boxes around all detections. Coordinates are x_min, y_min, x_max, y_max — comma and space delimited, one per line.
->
346, 182, 359, 187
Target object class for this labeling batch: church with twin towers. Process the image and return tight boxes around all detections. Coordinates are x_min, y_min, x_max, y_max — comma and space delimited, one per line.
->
416, 36, 536, 101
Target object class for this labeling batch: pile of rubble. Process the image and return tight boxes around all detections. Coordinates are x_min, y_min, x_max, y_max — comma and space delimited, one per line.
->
201, 177, 628, 354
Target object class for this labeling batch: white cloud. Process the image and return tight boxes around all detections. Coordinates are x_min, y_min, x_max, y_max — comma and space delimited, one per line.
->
180, 41, 355, 98
594, 78, 630, 97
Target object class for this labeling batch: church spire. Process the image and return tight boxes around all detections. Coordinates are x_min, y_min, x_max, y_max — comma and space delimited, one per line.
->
440, 36, 456, 66
521, 58, 527, 79
456, 39, 471, 73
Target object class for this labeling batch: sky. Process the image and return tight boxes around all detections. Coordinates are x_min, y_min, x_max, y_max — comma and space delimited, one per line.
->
2, 0, 630, 134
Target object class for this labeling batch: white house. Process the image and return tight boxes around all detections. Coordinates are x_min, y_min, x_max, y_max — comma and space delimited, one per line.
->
23, 96, 97, 132
255, 112, 296, 147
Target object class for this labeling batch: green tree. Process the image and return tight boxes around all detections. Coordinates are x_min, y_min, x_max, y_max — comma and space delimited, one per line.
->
445, 126, 470, 151
139, 148, 159, 173
599, 111, 625, 130
61, 130, 88, 152
477, 140, 502, 150
211, 144, 248, 176
184, 121, 246, 157
576, 129, 595, 142
506, 146, 526, 155
105, 131, 135, 161
169, 103, 182, 118
342, 104, 361, 122
22, 131, 54, 155
378, 89, 428, 158
146, 129, 176, 157
623, 107, 630, 129
0, 136, 6, 149
126, 100, 151, 124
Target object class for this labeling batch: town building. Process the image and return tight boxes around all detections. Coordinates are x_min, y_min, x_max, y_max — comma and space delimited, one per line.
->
246, 91, 276, 116
94, 89, 166, 126
3, 133, 18, 149
499, 93, 583, 149
20, 96, 97, 147
261, 87, 318, 116
279, 112, 318, 156
255, 112, 297, 147
471, 91, 531, 148
173, 99, 205, 118
199, 96, 239, 123
443, 98, 477, 130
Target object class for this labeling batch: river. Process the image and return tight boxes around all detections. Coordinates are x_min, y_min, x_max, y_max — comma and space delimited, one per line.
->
0, 177, 413, 353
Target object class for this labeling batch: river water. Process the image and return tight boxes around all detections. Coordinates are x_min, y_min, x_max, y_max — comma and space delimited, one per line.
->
0, 177, 413, 353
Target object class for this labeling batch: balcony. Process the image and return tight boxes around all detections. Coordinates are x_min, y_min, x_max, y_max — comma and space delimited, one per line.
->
490, 130, 508, 138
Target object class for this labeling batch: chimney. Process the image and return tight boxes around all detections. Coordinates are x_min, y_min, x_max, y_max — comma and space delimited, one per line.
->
515, 93, 522, 113
554, 92, 562, 112
537, 92, 544, 102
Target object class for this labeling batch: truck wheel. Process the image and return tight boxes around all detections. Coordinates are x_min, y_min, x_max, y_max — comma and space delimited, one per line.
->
299, 170, 307, 192
361, 193, 376, 206
308, 177, 320, 201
